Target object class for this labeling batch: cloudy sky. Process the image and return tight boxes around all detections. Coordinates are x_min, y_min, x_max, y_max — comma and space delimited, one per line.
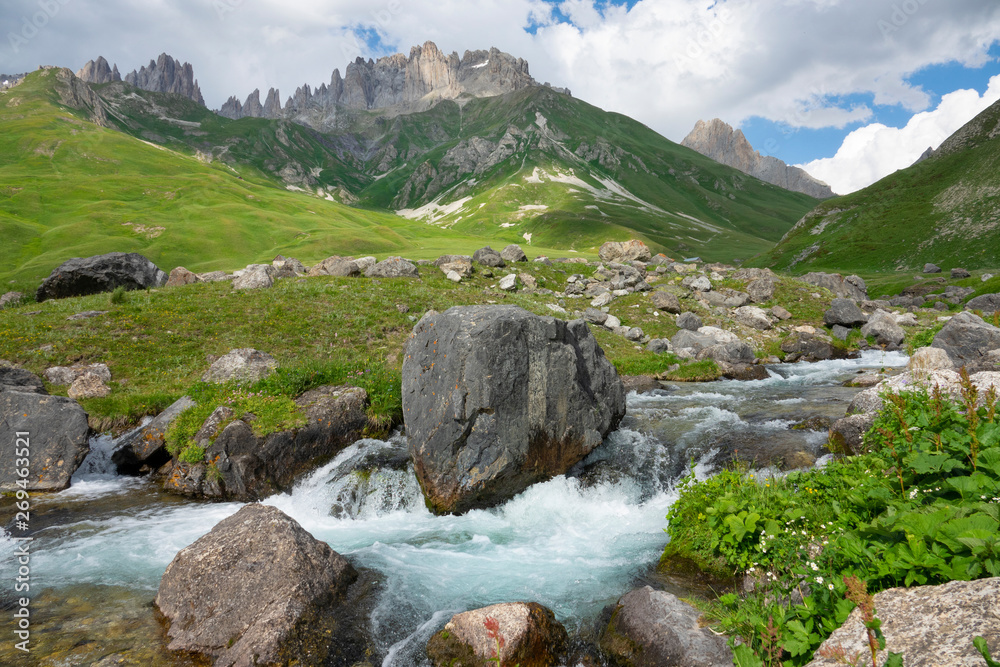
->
3, 0, 1000, 194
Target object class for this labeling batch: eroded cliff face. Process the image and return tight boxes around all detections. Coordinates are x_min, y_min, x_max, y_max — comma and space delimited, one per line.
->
682, 118, 836, 199
123, 54, 205, 106
218, 41, 549, 129
76, 56, 120, 85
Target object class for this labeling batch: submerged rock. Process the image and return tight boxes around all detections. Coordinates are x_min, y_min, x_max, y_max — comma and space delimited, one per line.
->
155, 504, 359, 667
427, 602, 568, 667
402, 305, 625, 514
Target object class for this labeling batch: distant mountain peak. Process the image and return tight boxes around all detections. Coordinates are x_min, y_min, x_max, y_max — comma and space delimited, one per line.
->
682, 118, 836, 199
219, 41, 570, 128
76, 56, 120, 84
77, 53, 204, 106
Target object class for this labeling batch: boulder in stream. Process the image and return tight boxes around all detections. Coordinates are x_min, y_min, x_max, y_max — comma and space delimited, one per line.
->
427, 602, 568, 667
402, 305, 625, 514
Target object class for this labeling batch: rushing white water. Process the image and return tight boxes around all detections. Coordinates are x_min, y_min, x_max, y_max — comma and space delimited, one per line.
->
1, 350, 908, 664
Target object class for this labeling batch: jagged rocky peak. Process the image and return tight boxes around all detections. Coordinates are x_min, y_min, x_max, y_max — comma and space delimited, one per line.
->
682, 118, 836, 199
123, 53, 205, 106
76, 56, 121, 84
219, 41, 554, 123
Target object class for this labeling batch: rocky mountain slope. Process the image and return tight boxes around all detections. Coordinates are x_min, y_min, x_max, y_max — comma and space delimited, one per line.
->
78, 53, 204, 106
753, 97, 1000, 273
218, 41, 567, 130
682, 119, 835, 199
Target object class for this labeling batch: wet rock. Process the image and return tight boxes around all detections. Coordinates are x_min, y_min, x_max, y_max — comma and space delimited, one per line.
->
155, 504, 359, 667
860, 310, 905, 348
402, 306, 625, 514
807, 578, 1000, 667
783, 450, 817, 469
650, 290, 681, 313
747, 277, 776, 303
111, 396, 196, 473
0, 390, 90, 491
600, 586, 733, 667
427, 602, 568, 667
202, 348, 278, 384
598, 240, 652, 263
624, 375, 661, 394
844, 373, 882, 388
800, 272, 868, 300
165, 267, 200, 287
676, 312, 703, 331
168, 385, 371, 500
781, 332, 837, 362
473, 246, 506, 268
931, 311, 1000, 371
824, 299, 868, 327
36, 252, 168, 302
828, 414, 875, 455
967, 293, 1000, 314
501, 244, 528, 263
365, 256, 419, 278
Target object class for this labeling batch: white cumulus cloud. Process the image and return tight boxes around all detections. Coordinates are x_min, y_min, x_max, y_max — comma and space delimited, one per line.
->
800, 75, 1000, 195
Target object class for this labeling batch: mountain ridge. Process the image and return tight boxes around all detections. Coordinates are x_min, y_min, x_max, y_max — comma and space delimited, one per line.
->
682, 118, 835, 199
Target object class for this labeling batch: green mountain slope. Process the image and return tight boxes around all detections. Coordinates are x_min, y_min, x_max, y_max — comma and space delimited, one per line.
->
87, 75, 817, 263
753, 99, 1000, 273
0, 69, 562, 293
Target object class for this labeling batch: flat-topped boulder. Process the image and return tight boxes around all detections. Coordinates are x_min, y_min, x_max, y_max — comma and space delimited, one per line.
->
402, 306, 625, 514
36, 252, 167, 301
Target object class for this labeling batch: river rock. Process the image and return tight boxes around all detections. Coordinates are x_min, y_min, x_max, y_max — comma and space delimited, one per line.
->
828, 413, 875, 455
800, 272, 868, 300
473, 246, 506, 268
202, 348, 278, 384
676, 312, 703, 331
807, 578, 999, 667
35, 252, 168, 302
781, 331, 837, 362
365, 256, 419, 278
0, 390, 90, 491
427, 602, 568, 667
232, 265, 273, 290
600, 586, 733, 667
44, 363, 111, 386
68, 373, 111, 399
166, 385, 371, 500
0, 365, 46, 394
860, 310, 905, 348
402, 306, 625, 514
747, 277, 776, 303
931, 311, 1000, 371
824, 299, 868, 327
967, 293, 1000, 314
155, 504, 358, 667
733, 306, 772, 331
111, 396, 196, 473
165, 267, 200, 287
501, 244, 528, 263
650, 290, 681, 313
598, 240, 652, 263
309, 256, 360, 277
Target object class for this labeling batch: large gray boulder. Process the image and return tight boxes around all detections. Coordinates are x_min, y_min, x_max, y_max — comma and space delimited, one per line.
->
365, 256, 419, 278
823, 299, 868, 327
650, 291, 682, 314
600, 586, 733, 667
676, 312, 703, 331
860, 310, 905, 348
500, 244, 528, 263
807, 578, 1000, 667
155, 504, 359, 667
800, 272, 867, 300
473, 246, 506, 268
732, 306, 773, 331
427, 602, 568, 667
36, 252, 168, 301
164, 385, 370, 500
308, 256, 360, 277
0, 365, 46, 394
746, 276, 776, 303
932, 311, 1000, 371
111, 396, 196, 473
402, 306, 625, 514
967, 293, 1000, 314
232, 265, 273, 290
0, 389, 90, 491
